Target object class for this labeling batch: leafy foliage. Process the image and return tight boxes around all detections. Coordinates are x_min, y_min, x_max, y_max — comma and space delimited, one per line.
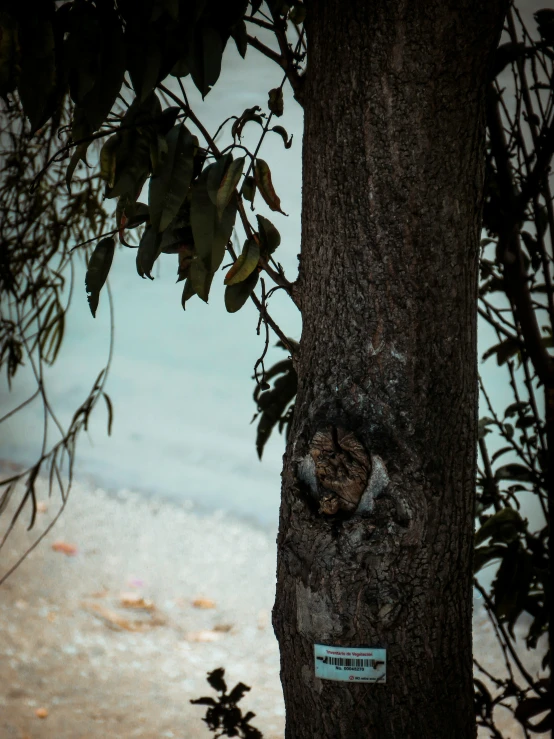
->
191, 668, 263, 738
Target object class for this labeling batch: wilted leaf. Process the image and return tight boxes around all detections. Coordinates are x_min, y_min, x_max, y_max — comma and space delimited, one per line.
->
268, 87, 283, 116
270, 124, 293, 148
225, 269, 259, 313
254, 158, 286, 214
224, 239, 260, 285
193, 597, 216, 609
85, 237, 115, 317
35, 707, 49, 719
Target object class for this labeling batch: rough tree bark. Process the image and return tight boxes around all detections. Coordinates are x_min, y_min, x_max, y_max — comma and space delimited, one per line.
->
273, 2, 508, 737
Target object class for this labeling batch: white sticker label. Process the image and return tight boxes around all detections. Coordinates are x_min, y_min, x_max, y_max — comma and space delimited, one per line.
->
314, 644, 386, 683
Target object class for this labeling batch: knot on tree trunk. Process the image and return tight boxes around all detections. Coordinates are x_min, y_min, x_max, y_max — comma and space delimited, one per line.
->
308, 427, 372, 514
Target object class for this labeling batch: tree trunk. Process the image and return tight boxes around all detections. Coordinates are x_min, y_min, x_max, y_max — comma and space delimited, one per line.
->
273, 2, 508, 737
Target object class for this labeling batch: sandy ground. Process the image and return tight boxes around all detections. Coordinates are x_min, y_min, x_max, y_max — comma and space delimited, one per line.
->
0, 466, 548, 739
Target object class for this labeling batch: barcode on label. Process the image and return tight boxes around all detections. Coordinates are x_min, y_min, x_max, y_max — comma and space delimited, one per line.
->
321, 657, 381, 668
313, 644, 387, 683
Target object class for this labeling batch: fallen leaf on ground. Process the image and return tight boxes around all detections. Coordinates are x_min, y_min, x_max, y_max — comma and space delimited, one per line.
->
213, 623, 233, 633
257, 609, 269, 630
192, 597, 216, 609
91, 588, 109, 598
52, 541, 78, 556
120, 592, 155, 610
82, 602, 165, 631
35, 706, 49, 718
186, 630, 222, 642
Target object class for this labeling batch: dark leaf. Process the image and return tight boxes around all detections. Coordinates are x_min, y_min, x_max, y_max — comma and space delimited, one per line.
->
473, 543, 506, 574
254, 158, 286, 214
190, 25, 223, 97
270, 124, 293, 148
241, 175, 256, 203
225, 269, 259, 313
475, 508, 524, 546
149, 124, 197, 233
189, 257, 214, 302
136, 225, 161, 280
495, 463, 535, 483
256, 215, 281, 256
207, 668, 227, 694
85, 237, 115, 317
227, 682, 251, 704
18, 17, 56, 132
268, 87, 283, 116
482, 338, 520, 365
224, 238, 260, 285
230, 19, 248, 57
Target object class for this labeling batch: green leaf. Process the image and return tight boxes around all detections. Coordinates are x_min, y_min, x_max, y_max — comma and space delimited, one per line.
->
475, 508, 524, 546
181, 277, 196, 309
225, 269, 259, 313
191, 166, 238, 272
289, 4, 307, 24
224, 239, 260, 285
189, 258, 213, 302
85, 238, 116, 317
241, 175, 256, 203
482, 338, 520, 366
268, 87, 284, 116
473, 544, 506, 574
149, 124, 197, 233
504, 401, 529, 418
494, 463, 535, 483
136, 226, 161, 280
216, 156, 245, 218
108, 131, 151, 200
254, 158, 287, 214
99, 134, 120, 188
478, 416, 494, 440
256, 215, 281, 256
207, 153, 233, 205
